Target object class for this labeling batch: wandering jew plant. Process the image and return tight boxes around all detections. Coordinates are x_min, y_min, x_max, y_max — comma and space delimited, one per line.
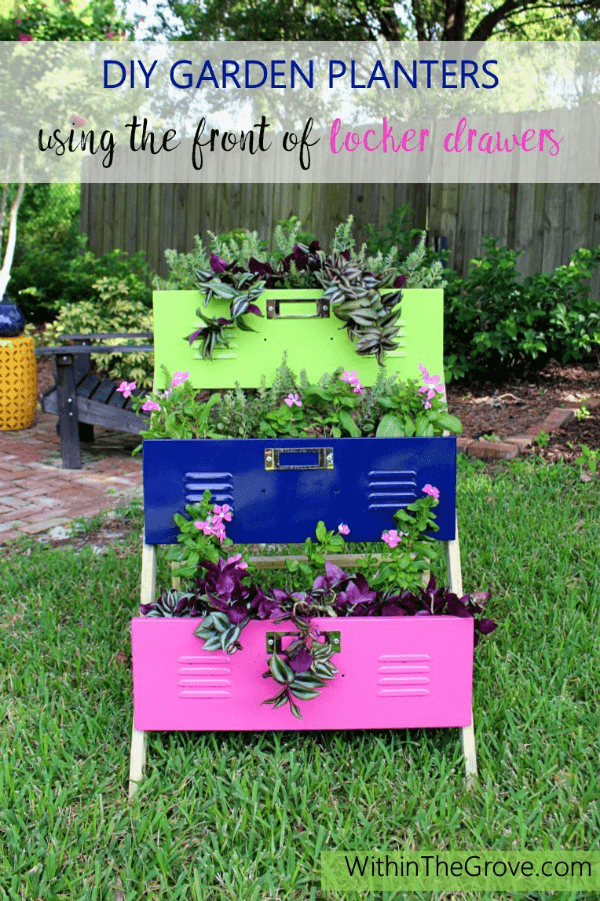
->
141, 492, 496, 719
185, 239, 407, 364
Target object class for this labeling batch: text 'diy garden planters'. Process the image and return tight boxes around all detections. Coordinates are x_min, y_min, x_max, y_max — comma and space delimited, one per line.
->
131, 617, 474, 732
142, 436, 457, 545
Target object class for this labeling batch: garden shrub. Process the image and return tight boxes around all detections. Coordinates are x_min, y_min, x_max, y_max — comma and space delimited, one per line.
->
11, 201, 153, 323
43, 276, 154, 389
6, 184, 80, 321
60, 239, 153, 309
534, 247, 600, 362
443, 238, 600, 380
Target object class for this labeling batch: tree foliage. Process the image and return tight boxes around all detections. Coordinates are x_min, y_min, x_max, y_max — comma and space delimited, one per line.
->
0, 0, 133, 41
147, 0, 599, 43
0, 0, 136, 302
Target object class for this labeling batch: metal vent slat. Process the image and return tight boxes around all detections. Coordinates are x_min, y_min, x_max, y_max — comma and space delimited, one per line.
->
368, 467, 417, 511
185, 473, 234, 480
183, 470, 234, 510
377, 651, 432, 700
367, 470, 417, 478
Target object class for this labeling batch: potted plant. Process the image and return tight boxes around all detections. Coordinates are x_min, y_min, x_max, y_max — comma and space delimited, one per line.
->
131, 491, 496, 731
151, 216, 448, 392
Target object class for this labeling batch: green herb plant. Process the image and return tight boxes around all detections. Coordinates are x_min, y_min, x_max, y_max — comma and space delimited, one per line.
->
130, 358, 462, 446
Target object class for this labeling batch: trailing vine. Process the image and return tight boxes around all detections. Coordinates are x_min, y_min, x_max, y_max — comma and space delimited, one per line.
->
185, 219, 409, 365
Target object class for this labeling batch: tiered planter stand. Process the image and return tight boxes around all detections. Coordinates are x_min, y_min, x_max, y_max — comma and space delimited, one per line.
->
128, 288, 477, 797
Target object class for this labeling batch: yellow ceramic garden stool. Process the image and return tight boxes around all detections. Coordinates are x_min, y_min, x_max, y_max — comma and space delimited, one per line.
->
0, 334, 38, 430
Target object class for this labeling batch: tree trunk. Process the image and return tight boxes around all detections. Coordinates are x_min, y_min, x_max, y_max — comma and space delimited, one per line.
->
0, 182, 25, 300
443, 0, 467, 40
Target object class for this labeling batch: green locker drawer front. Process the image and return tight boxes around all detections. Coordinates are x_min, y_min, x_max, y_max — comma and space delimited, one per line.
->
153, 289, 444, 389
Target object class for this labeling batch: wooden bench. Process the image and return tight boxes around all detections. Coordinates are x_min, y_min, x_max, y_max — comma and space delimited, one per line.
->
35, 332, 154, 470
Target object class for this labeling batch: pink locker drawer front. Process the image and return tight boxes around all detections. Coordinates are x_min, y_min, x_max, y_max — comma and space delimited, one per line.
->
131, 616, 474, 732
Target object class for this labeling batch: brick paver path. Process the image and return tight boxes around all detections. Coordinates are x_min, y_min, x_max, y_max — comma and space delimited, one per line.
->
0, 413, 142, 545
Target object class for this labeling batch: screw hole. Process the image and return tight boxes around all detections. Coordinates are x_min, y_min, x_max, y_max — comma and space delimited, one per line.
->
261, 489, 266, 494
333, 488, 339, 494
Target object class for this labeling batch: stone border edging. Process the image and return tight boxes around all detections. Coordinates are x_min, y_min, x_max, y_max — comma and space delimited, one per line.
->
457, 398, 600, 460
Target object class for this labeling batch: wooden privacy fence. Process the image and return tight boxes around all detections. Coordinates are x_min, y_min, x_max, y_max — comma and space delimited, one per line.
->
80, 182, 600, 297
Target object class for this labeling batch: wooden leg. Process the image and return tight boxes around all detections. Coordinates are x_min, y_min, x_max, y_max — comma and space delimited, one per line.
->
139, 540, 157, 608
56, 353, 81, 470
460, 718, 478, 788
445, 514, 463, 597
128, 538, 157, 799
78, 421, 95, 443
128, 725, 148, 800
446, 516, 478, 785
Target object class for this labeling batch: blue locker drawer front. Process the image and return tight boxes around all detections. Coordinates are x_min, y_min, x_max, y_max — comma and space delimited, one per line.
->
143, 437, 457, 545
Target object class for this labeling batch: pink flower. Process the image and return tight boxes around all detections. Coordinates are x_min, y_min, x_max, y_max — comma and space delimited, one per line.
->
338, 523, 350, 535
211, 523, 227, 544
116, 380, 136, 399
171, 371, 189, 387
194, 519, 227, 543
382, 530, 402, 549
194, 520, 214, 535
141, 399, 160, 412
71, 115, 87, 128
418, 363, 444, 399
227, 553, 248, 570
340, 370, 364, 394
284, 393, 302, 408
106, 31, 114, 38
422, 399, 432, 410
16, 19, 21, 24
212, 504, 232, 522
422, 484, 440, 500
19, 34, 33, 41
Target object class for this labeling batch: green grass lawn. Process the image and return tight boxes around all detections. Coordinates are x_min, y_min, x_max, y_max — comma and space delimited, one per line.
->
1, 458, 599, 901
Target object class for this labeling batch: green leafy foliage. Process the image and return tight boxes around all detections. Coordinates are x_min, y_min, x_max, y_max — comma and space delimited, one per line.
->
574, 443, 599, 474
0, 0, 134, 42
13, 220, 153, 324
366, 204, 449, 289
163, 492, 234, 579
262, 621, 339, 719
132, 358, 462, 446
444, 238, 600, 379
4, 185, 80, 321
42, 272, 154, 388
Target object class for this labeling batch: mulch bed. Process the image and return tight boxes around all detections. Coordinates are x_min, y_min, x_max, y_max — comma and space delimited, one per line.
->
532, 404, 600, 465
446, 361, 600, 461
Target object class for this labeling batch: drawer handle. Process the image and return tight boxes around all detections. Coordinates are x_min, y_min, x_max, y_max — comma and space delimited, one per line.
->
264, 447, 334, 471
265, 296, 330, 319
266, 631, 341, 654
